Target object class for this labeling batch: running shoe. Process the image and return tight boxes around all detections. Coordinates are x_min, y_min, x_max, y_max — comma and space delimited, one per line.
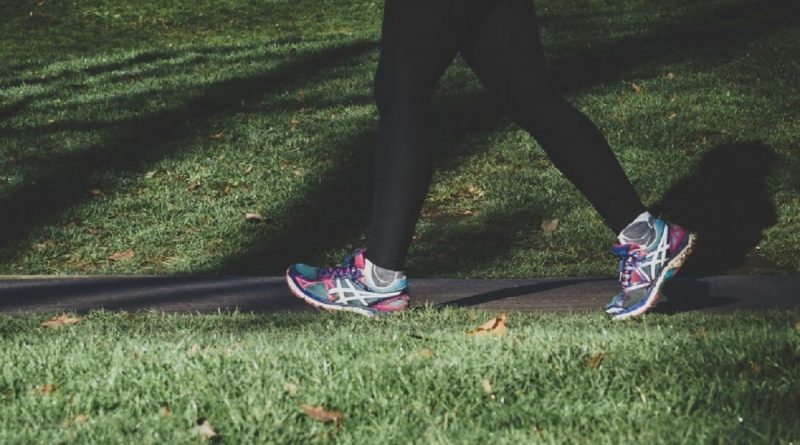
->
285, 249, 409, 317
605, 218, 698, 320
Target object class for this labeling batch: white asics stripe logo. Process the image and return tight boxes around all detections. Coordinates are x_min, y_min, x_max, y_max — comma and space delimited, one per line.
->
328, 278, 402, 306
634, 230, 671, 283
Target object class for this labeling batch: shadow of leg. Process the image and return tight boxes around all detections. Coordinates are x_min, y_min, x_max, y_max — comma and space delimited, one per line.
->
653, 141, 778, 276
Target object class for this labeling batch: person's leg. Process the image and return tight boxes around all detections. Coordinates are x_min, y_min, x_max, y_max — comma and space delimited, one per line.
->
459, 0, 696, 318
365, 0, 471, 271
458, 0, 646, 234
285, 0, 474, 315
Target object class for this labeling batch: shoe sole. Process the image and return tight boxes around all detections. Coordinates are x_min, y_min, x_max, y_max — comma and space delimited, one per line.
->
612, 232, 698, 321
284, 267, 402, 318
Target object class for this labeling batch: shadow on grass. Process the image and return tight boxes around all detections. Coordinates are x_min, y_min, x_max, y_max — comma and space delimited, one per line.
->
1, 0, 796, 281
0, 39, 377, 260
653, 141, 778, 276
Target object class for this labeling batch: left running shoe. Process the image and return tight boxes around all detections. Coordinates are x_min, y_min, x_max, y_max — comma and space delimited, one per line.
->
605, 218, 698, 320
285, 249, 409, 317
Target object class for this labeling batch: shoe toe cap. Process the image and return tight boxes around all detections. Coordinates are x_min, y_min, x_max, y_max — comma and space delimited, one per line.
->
292, 263, 319, 280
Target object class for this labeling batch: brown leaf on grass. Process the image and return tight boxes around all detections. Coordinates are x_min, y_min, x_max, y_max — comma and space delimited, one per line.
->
209, 131, 224, 140
244, 164, 254, 174
60, 414, 89, 428
794, 320, 800, 333
159, 402, 171, 417
481, 378, 493, 394
468, 313, 508, 337
416, 348, 435, 359
196, 418, 220, 441
186, 182, 201, 192
290, 118, 301, 129
541, 218, 559, 233
73, 414, 89, 424
222, 185, 231, 194
144, 170, 157, 179
108, 250, 134, 262
696, 326, 708, 339
41, 314, 82, 329
668, 112, 678, 120
244, 212, 265, 223
283, 382, 298, 396
666, 72, 675, 81
750, 361, 763, 376
631, 82, 643, 94
37, 383, 56, 394
300, 404, 344, 423
32, 240, 55, 251
586, 352, 605, 369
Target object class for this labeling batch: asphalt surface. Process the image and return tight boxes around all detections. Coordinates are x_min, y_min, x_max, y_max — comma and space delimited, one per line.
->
0, 274, 797, 314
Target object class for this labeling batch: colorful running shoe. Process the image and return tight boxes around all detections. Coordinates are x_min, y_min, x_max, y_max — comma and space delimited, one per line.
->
605, 218, 698, 320
285, 249, 409, 317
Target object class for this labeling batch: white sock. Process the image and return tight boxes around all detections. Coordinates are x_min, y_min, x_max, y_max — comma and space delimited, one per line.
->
363, 258, 405, 290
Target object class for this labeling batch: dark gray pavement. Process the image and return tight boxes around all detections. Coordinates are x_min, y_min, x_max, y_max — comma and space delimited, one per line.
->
0, 274, 797, 314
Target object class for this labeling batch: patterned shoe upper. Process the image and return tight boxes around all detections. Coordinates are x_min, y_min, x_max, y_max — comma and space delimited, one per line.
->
610, 219, 689, 311
291, 249, 407, 308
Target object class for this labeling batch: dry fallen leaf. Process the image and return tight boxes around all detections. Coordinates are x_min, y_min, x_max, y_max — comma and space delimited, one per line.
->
468, 313, 508, 337
196, 418, 220, 440
144, 170, 157, 179
586, 352, 605, 369
186, 182, 201, 192
159, 402, 171, 417
37, 383, 56, 394
300, 404, 344, 423
416, 348, 435, 359
668, 112, 678, 120
290, 118, 301, 129
189, 344, 202, 355
794, 320, 800, 333
631, 82, 643, 94
541, 218, 559, 233
481, 378, 493, 394
244, 164, 254, 174
108, 250, 134, 262
244, 212, 266, 223
73, 414, 89, 424
209, 131, 224, 140
666, 72, 675, 80
41, 314, 82, 329
283, 382, 298, 396
750, 361, 763, 376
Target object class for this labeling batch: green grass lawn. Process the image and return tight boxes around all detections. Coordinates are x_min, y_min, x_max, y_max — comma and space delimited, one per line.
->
1, 0, 799, 278
1, 309, 798, 443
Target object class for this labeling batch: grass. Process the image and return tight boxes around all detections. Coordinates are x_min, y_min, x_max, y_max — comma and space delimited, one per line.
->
1, 0, 799, 278
1, 309, 798, 443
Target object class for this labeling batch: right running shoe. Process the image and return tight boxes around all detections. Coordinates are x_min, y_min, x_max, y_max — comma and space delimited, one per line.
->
604, 218, 698, 320
285, 249, 409, 317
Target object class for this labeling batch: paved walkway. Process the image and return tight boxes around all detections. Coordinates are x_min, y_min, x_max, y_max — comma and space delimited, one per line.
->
1, 275, 798, 314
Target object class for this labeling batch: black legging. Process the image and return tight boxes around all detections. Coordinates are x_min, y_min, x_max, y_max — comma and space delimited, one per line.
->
366, 0, 646, 270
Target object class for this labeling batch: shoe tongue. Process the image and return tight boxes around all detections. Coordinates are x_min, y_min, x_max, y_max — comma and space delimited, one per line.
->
354, 249, 366, 269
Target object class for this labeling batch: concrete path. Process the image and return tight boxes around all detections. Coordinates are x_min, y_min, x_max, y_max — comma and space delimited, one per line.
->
0, 275, 797, 314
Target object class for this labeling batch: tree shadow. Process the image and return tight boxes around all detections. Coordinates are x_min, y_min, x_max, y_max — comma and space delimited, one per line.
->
1, 0, 796, 279
652, 141, 778, 275
214, 0, 797, 276
0, 39, 377, 258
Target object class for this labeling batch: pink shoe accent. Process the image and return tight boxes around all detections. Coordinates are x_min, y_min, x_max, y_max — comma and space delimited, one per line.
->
371, 295, 410, 312
668, 224, 688, 256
